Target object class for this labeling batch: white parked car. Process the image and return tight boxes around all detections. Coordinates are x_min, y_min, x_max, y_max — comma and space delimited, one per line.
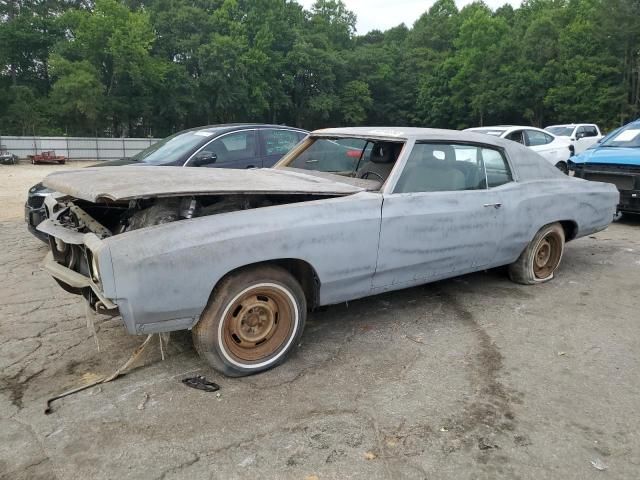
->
545, 124, 603, 155
465, 126, 572, 173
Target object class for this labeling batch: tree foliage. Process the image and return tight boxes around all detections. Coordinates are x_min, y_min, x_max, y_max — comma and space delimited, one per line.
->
1, 0, 639, 136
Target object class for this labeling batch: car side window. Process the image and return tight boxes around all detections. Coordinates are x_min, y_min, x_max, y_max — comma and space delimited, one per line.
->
394, 143, 487, 193
584, 126, 598, 137
506, 130, 524, 144
482, 148, 513, 187
200, 131, 257, 164
526, 130, 552, 146
262, 129, 302, 156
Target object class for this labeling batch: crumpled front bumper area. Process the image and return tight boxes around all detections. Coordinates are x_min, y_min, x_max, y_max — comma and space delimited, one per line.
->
38, 207, 119, 316
41, 251, 117, 312
572, 164, 640, 213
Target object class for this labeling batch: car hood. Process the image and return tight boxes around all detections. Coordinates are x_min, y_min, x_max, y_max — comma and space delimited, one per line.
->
98, 157, 139, 167
573, 147, 640, 166
42, 166, 374, 202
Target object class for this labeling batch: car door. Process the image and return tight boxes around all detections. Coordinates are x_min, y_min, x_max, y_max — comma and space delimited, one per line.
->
372, 142, 506, 290
260, 129, 307, 167
525, 129, 559, 164
574, 125, 600, 154
196, 130, 260, 169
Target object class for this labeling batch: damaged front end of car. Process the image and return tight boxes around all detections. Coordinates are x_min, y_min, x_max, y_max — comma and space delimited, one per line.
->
37, 165, 372, 334
39, 194, 119, 316
38, 190, 341, 325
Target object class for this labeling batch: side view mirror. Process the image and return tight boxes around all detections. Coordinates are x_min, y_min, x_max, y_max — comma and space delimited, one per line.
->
192, 151, 217, 166
576, 132, 587, 140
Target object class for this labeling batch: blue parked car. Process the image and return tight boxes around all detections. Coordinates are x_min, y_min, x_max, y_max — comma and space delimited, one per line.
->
570, 119, 640, 215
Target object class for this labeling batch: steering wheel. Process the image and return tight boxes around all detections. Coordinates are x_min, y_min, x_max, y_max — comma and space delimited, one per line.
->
359, 171, 385, 182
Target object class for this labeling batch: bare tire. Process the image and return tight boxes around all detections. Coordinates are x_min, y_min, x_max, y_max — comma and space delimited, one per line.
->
192, 265, 306, 377
508, 223, 565, 285
555, 161, 568, 174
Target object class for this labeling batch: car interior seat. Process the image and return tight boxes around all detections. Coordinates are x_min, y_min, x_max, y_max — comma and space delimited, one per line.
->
396, 144, 466, 192
357, 142, 402, 182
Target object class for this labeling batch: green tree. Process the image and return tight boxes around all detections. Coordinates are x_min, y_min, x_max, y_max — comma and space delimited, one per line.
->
48, 56, 104, 134
339, 80, 372, 124
1, 0, 639, 136
450, 5, 510, 126
4, 85, 45, 135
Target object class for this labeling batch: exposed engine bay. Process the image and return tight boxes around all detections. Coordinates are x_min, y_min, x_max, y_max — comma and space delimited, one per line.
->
38, 164, 376, 316
43, 192, 335, 312
48, 193, 331, 239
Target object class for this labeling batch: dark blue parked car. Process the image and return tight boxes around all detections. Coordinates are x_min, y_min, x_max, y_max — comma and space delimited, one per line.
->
26, 124, 308, 240
570, 119, 640, 215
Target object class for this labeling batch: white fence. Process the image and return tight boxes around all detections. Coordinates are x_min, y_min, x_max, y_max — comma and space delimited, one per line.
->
0, 136, 161, 161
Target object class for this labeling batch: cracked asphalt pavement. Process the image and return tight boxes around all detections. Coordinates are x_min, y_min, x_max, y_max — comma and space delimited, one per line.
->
1, 163, 639, 479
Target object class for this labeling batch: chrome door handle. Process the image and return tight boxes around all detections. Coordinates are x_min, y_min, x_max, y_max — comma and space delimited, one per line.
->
483, 203, 502, 209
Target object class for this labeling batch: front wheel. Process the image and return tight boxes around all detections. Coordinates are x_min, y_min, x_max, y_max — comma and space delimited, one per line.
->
508, 223, 565, 285
192, 265, 306, 377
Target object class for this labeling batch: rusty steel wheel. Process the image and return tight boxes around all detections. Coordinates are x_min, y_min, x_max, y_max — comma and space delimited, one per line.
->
193, 265, 306, 377
532, 231, 563, 280
509, 222, 565, 285
221, 284, 296, 364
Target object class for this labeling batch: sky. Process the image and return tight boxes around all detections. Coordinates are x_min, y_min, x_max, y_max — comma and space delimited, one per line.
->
298, 0, 523, 34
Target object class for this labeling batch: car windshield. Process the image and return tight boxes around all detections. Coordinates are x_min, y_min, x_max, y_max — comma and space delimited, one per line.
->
600, 125, 640, 148
280, 138, 368, 173
469, 129, 506, 137
546, 126, 574, 137
276, 136, 405, 185
132, 129, 217, 165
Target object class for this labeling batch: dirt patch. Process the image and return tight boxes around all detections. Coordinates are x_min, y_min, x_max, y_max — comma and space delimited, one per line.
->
436, 289, 528, 464
0, 161, 95, 221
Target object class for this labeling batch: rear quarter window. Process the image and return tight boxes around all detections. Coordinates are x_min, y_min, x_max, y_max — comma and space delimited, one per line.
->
483, 149, 512, 188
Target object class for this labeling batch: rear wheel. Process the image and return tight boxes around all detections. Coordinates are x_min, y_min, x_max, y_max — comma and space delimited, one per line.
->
193, 265, 306, 377
508, 223, 565, 284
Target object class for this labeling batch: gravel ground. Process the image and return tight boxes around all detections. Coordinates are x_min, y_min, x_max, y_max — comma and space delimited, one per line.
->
0, 161, 97, 221
1, 163, 639, 479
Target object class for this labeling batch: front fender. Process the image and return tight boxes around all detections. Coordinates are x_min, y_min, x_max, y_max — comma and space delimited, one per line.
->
104, 192, 383, 333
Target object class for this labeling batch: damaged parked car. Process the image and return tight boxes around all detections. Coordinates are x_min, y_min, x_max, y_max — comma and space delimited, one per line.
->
37, 127, 618, 376
570, 119, 640, 215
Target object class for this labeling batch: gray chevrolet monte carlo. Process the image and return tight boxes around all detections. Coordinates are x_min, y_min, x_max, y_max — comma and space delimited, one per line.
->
38, 127, 618, 376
